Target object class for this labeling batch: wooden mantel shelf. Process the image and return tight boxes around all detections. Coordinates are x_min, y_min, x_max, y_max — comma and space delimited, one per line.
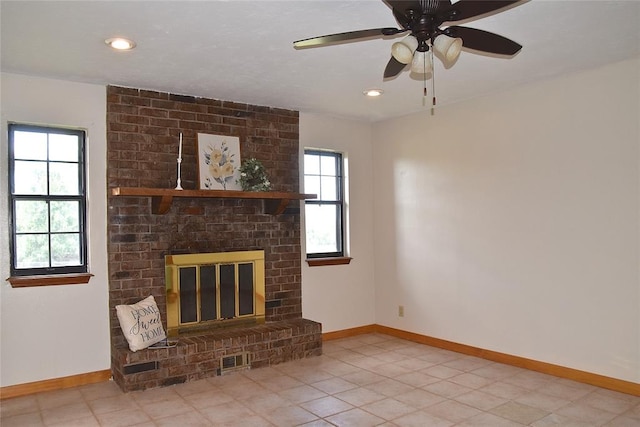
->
111, 187, 316, 215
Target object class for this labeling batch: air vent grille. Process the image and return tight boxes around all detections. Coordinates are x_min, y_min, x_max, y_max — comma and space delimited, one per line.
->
218, 352, 251, 375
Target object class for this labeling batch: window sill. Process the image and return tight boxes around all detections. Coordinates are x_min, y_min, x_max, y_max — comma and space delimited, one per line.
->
7, 273, 94, 288
305, 257, 352, 267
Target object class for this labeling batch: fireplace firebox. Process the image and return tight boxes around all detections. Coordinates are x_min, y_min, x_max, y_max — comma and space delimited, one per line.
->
165, 250, 265, 335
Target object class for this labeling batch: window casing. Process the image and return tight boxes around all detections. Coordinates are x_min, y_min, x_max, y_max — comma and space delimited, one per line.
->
8, 123, 88, 277
304, 150, 345, 259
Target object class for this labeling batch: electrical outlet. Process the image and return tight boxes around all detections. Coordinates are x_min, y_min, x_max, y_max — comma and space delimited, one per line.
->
398, 305, 404, 317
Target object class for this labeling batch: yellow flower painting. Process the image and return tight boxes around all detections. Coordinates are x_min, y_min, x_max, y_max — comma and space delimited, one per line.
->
197, 133, 242, 190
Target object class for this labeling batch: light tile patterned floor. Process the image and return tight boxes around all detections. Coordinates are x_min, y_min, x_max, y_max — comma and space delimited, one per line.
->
2, 333, 639, 426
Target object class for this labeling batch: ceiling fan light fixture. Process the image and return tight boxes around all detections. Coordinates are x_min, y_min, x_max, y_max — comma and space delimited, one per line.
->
433, 34, 462, 63
410, 50, 432, 74
391, 35, 418, 64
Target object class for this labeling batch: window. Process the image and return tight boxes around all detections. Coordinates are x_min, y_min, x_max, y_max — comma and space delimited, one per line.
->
304, 150, 349, 262
8, 123, 88, 280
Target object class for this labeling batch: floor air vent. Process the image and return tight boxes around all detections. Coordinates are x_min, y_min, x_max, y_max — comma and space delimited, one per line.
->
218, 352, 251, 375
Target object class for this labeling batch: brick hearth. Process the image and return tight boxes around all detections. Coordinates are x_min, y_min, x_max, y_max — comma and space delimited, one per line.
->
106, 86, 322, 392
112, 319, 321, 392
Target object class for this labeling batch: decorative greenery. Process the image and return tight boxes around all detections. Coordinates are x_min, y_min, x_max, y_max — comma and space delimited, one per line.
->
237, 158, 271, 192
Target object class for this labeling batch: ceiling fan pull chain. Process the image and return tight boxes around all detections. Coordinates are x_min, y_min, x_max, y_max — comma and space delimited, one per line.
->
422, 47, 429, 106
422, 83, 428, 107
423, 79, 428, 98
431, 46, 436, 113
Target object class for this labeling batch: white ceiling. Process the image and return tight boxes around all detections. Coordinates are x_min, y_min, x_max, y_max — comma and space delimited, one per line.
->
1, 0, 639, 122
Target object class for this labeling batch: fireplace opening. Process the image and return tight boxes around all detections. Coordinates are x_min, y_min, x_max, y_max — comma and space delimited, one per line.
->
165, 250, 265, 335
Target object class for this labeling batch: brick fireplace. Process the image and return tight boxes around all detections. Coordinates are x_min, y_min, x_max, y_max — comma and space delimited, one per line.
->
107, 86, 322, 392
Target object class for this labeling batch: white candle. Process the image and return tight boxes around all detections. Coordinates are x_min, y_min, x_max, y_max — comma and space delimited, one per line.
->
178, 133, 183, 159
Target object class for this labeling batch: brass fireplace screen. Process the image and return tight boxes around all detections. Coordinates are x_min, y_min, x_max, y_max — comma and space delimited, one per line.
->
165, 251, 265, 335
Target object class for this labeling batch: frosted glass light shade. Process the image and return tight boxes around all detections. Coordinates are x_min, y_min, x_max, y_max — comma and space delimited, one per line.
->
434, 34, 462, 62
410, 50, 432, 74
401, 35, 418, 52
391, 35, 419, 64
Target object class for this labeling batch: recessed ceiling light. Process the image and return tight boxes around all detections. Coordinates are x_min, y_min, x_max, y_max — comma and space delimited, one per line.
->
363, 89, 384, 97
105, 37, 136, 51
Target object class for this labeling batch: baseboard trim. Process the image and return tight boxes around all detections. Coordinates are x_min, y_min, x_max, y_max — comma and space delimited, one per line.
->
0, 369, 111, 400
5, 326, 638, 398
323, 324, 377, 341
324, 324, 640, 397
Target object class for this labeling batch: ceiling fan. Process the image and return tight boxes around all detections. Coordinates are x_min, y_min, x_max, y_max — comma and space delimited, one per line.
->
293, 0, 525, 79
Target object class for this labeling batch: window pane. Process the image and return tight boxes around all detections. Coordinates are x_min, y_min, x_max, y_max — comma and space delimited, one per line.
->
238, 263, 254, 316
179, 267, 197, 323
320, 176, 337, 201
13, 131, 47, 160
320, 155, 336, 176
200, 265, 217, 321
16, 234, 49, 269
49, 134, 79, 162
51, 233, 80, 266
15, 200, 49, 233
305, 204, 339, 253
219, 264, 236, 319
14, 161, 47, 195
49, 162, 80, 195
305, 175, 320, 198
304, 154, 320, 175
50, 201, 79, 232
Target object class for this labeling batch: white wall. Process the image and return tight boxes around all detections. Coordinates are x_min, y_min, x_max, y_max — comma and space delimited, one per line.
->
2, 59, 638, 386
372, 58, 640, 383
0, 73, 110, 387
300, 113, 376, 332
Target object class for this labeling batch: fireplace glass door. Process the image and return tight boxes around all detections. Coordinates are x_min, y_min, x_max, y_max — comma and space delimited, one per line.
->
166, 251, 265, 334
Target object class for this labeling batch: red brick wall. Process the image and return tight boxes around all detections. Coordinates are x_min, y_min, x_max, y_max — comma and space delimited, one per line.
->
106, 86, 303, 350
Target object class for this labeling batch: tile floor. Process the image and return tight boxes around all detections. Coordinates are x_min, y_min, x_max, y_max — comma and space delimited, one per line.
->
1, 333, 639, 426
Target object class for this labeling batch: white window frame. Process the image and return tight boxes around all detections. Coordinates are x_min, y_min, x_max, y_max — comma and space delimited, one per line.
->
303, 149, 351, 266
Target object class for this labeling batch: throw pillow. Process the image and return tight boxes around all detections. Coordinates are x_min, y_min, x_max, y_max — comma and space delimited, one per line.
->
115, 295, 166, 352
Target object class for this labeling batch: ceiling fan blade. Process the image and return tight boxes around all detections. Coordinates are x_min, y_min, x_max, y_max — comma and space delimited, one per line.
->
294, 28, 403, 48
446, 25, 522, 55
444, 0, 522, 22
384, 56, 407, 78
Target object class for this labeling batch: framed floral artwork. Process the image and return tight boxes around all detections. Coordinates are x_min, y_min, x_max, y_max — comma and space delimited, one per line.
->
197, 133, 242, 190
